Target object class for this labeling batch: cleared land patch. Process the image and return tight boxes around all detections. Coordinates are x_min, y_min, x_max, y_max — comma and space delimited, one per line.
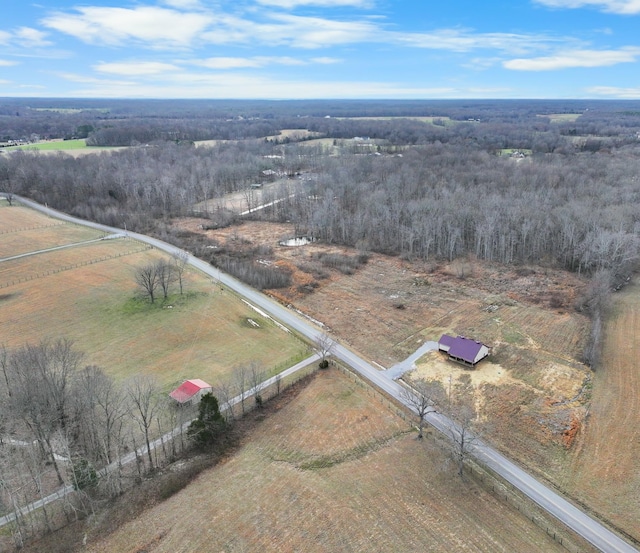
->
540, 113, 582, 123
170, 218, 596, 512
82, 369, 574, 553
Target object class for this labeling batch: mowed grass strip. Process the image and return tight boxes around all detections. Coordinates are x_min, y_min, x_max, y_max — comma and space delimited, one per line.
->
84, 369, 569, 553
0, 238, 306, 389
0, 223, 106, 259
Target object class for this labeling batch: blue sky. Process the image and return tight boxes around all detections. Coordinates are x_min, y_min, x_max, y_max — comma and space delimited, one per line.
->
1, 0, 640, 99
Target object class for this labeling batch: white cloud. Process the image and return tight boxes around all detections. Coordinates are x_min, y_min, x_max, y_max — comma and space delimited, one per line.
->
0, 60, 18, 67
190, 55, 336, 69
534, 0, 640, 14
201, 13, 380, 49
256, 0, 373, 7
94, 61, 181, 75
193, 57, 263, 69
161, 0, 204, 7
391, 29, 561, 55
63, 72, 460, 99
56, 71, 137, 87
587, 85, 640, 97
37, 2, 572, 57
15, 27, 52, 48
504, 47, 640, 70
0, 31, 11, 46
41, 6, 213, 48
191, 56, 304, 68
311, 56, 341, 64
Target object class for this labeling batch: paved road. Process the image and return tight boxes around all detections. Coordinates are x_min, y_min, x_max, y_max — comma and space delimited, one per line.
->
7, 195, 639, 553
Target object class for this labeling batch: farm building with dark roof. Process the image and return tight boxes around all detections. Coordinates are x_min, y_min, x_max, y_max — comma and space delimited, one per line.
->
438, 335, 490, 367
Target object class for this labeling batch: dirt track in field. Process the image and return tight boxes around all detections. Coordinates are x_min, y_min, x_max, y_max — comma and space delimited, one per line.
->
567, 280, 640, 540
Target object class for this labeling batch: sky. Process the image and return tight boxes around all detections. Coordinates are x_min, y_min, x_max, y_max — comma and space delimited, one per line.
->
1, 0, 640, 99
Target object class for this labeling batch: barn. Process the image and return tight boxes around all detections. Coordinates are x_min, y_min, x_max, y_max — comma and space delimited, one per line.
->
169, 379, 213, 405
438, 335, 490, 367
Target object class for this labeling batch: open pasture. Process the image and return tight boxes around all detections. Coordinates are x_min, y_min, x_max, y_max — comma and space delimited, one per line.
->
0, 211, 306, 390
0, 221, 105, 260
540, 113, 582, 123
0, 238, 141, 284
564, 279, 640, 541
0, 204, 68, 233
4, 139, 87, 151
83, 369, 577, 553
337, 115, 454, 125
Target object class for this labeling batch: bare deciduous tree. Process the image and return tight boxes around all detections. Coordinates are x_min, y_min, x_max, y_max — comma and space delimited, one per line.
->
6, 339, 82, 485
249, 362, 267, 408
172, 250, 189, 295
156, 260, 174, 301
135, 262, 160, 303
233, 365, 248, 415
315, 332, 335, 369
126, 375, 161, 470
214, 379, 234, 421
443, 376, 480, 477
401, 378, 445, 439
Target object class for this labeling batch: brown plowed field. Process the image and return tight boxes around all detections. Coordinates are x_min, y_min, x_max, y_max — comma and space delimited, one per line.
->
82, 369, 577, 553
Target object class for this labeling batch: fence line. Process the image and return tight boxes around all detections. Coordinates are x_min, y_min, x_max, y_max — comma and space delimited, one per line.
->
465, 462, 593, 553
0, 223, 66, 235
0, 246, 153, 290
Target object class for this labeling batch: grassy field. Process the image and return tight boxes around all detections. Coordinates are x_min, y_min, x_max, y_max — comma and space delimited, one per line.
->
1, 139, 125, 156
5, 139, 88, 151
0, 205, 306, 391
564, 279, 640, 542
540, 113, 582, 123
82, 368, 581, 553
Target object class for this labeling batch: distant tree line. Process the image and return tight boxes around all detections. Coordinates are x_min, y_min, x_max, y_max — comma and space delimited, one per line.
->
2, 122, 640, 288
3, 98, 640, 149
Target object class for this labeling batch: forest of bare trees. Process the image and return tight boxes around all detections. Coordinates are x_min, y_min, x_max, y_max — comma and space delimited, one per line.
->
2, 109, 640, 286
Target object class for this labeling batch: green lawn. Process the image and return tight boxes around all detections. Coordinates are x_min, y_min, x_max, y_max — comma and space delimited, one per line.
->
7, 139, 87, 151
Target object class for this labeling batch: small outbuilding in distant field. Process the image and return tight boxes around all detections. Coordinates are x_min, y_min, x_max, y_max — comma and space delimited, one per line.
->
438, 335, 490, 368
169, 379, 213, 405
